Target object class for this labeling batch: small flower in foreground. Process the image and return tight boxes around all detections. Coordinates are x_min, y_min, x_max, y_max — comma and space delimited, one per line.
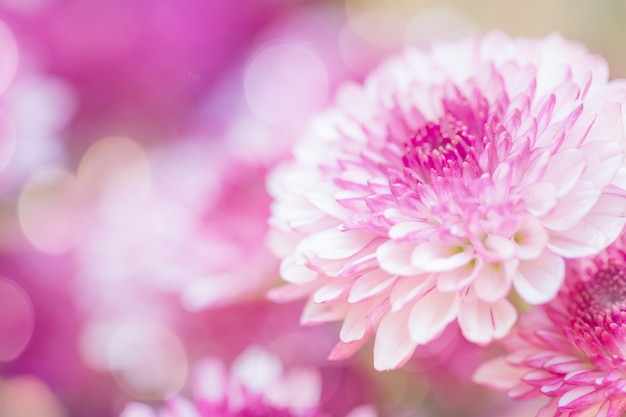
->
119, 346, 375, 417
267, 32, 626, 370
474, 231, 626, 417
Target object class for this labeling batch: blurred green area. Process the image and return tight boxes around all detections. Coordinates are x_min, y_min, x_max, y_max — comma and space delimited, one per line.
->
338, 0, 626, 77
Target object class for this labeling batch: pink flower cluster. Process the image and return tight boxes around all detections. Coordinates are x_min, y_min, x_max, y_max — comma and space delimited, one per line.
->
268, 32, 626, 372
3, 3, 626, 416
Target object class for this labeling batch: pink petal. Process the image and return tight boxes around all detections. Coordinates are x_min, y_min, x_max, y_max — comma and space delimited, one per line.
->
410, 241, 474, 272
558, 386, 597, 407
473, 357, 526, 390
373, 307, 417, 371
513, 250, 564, 305
377, 240, 422, 275
407, 288, 458, 344
266, 281, 321, 303
458, 296, 517, 344
328, 338, 367, 361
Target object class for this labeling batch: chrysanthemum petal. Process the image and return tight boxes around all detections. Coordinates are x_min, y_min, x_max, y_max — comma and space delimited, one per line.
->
389, 274, 434, 312
407, 288, 458, 344
547, 189, 626, 258
458, 296, 517, 344
308, 229, 372, 260
473, 261, 514, 303
348, 269, 397, 303
436, 258, 482, 292
513, 250, 564, 305
377, 240, 422, 275
301, 298, 348, 324
373, 308, 417, 371
473, 357, 526, 390
513, 216, 549, 260
410, 241, 474, 272
541, 181, 601, 232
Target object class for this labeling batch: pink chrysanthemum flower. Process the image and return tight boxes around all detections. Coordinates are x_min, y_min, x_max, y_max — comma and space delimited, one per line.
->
267, 32, 626, 370
474, 231, 626, 417
119, 346, 376, 417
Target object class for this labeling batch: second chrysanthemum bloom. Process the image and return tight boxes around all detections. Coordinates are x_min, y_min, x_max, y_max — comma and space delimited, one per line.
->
267, 32, 626, 370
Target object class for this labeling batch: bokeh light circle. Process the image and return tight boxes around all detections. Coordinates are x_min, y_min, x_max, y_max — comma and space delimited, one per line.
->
18, 166, 87, 254
0, 110, 16, 171
107, 321, 188, 400
244, 42, 329, 127
0, 20, 18, 94
77, 136, 152, 201
0, 376, 67, 417
0, 277, 35, 362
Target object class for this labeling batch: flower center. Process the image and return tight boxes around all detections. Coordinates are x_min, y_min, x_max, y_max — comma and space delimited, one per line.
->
567, 261, 626, 364
402, 117, 476, 180
400, 91, 496, 187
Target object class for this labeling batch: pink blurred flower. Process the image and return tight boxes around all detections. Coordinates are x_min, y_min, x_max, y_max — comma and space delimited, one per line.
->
119, 346, 342, 417
74, 138, 276, 312
267, 32, 626, 370
474, 230, 626, 417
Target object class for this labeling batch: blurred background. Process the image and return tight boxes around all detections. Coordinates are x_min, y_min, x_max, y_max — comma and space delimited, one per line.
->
0, 0, 624, 416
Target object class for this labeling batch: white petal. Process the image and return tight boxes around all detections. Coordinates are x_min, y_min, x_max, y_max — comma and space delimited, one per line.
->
388, 221, 433, 241
280, 255, 318, 284
377, 240, 422, 275
436, 259, 482, 292
411, 241, 473, 272
339, 297, 385, 342
305, 191, 352, 220
513, 216, 549, 260
541, 148, 586, 197
513, 250, 565, 305
473, 261, 514, 303
548, 188, 626, 257
484, 234, 515, 260
581, 141, 624, 188
373, 307, 417, 371
348, 269, 397, 303
458, 296, 517, 344
389, 274, 435, 312
521, 181, 557, 216
313, 277, 351, 303
308, 229, 371, 260
301, 298, 348, 324
541, 180, 600, 231
408, 289, 458, 344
